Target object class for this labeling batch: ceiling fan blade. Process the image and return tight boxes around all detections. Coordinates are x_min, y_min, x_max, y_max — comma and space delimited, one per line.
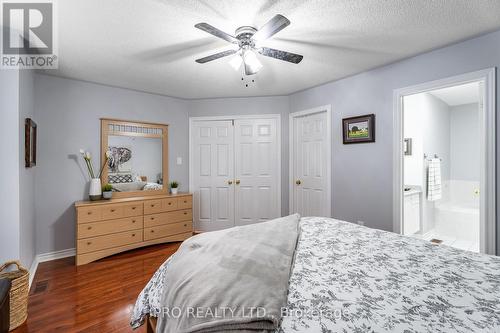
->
259, 47, 303, 64
252, 14, 290, 41
194, 23, 239, 44
195, 49, 237, 63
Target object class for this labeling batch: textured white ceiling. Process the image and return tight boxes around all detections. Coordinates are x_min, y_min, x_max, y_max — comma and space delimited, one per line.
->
430, 82, 479, 106
41, 0, 500, 99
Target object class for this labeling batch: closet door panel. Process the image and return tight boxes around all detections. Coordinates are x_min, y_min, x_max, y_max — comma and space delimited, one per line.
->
293, 112, 329, 217
192, 121, 234, 231
234, 118, 280, 226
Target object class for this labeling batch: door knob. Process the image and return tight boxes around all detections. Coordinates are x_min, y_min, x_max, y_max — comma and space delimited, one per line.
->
228, 180, 233, 185
235, 179, 240, 185
295, 179, 302, 185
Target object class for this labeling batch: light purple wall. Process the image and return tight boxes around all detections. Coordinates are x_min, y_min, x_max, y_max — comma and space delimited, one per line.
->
189, 96, 290, 215
19, 70, 36, 268
289, 29, 500, 254
34, 74, 190, 254
0, 70, 20, 264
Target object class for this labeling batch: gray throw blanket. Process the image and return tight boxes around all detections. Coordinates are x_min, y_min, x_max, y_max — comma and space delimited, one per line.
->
156, 214, 301, 333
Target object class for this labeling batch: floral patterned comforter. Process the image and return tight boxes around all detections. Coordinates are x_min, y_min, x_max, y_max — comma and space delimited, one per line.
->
131, 217, 500, 332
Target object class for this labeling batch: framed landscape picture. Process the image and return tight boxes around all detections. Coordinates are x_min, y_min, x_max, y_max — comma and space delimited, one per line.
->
342, 114, 375, 144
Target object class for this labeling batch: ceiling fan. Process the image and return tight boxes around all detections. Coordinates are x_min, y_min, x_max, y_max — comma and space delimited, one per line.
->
194, 14, 303, 76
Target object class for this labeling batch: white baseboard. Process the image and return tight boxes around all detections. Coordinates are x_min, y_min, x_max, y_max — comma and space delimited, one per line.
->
29, 248, 76, 288
28, 259, 39, 288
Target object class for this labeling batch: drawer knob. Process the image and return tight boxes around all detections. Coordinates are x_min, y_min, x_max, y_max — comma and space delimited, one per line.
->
168, 202, 172, 205
132, 207, 136, 210
151, 204, 155, 207
87, 241, 92, 245
150, 217, 154, 220
184, 224, 187, 227
151, 230, 154, 233
132, 233, 136, 237
87, 226, 92, 230
132, 220, 136, 223
184, 212, 187, 215
87, 212, 92, 215
184, 200, 187, 203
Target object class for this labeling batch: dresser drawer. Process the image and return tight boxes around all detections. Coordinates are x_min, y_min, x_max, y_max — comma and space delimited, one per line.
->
77, 230, 143, 254
78, 216, 143, 239
178, 196, 192, 209
144, 221, 192, 241
101, 204, 125, 220
144, 209, 192, 228
77, 206, 102, 223
162, 198, 178, 212
144, 199, 163, 214
123, 202, 143, 217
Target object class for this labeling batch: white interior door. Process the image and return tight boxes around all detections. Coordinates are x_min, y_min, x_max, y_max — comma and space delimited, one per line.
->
292, 111, 330, 217
234, 118, 280, 226
192, 121, 234, 231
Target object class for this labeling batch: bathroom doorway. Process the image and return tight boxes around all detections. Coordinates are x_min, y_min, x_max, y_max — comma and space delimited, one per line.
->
393, 69, 496, 255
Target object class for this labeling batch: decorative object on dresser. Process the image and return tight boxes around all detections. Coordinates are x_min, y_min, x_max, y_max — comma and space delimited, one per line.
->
24, 118, 37, 168
101, 118, 168, 198
102, 184, 113, 200
0, 261, 29, 331
342, 114, 375, 144
169, 181, 179, 195
80, 149, 111, 201
75, 193, 193, 265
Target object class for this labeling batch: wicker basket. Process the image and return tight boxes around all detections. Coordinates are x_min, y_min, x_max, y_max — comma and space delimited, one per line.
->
0, 261, 29, 330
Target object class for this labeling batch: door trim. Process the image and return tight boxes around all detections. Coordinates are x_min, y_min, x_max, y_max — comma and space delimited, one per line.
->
289, 105, 332, 216
392, 68, 496, 255
189, 114, 282, 227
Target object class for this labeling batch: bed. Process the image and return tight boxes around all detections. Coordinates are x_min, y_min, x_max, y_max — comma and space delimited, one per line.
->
131, 216, 500, 332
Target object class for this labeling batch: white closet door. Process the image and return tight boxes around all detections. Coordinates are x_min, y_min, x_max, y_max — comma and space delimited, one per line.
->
192, 121, 235, 231
293, 112, 329, 217
234, 118, 280, 226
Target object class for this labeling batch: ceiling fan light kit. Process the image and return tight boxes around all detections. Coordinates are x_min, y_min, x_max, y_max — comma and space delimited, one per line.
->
195, 14, 303, 80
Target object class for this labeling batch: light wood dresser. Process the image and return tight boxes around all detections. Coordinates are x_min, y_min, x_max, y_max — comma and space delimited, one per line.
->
75, 193, 193, 265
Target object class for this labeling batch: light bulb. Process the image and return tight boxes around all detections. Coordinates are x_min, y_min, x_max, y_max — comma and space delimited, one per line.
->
229, 55, 242, 71
243, 49, 262, 75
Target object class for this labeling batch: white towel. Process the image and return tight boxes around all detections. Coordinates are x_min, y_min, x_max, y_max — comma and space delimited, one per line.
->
427, 158, 442, 201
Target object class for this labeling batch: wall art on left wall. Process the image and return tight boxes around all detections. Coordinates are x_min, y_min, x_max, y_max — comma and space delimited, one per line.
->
25, 118, 37, 168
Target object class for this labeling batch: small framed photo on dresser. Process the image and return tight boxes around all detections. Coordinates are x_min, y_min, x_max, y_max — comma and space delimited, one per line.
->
342, 114, 375, 144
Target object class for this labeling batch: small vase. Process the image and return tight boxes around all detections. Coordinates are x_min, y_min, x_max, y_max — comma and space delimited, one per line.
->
102, 191, 112, 200
89, 178, 102, 201
171, 188, 178, 195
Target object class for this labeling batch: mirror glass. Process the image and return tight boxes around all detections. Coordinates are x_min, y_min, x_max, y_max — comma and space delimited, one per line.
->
107, 135, 163, 192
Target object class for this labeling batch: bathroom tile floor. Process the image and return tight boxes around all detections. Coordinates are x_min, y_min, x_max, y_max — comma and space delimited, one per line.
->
411, 230, 479, 253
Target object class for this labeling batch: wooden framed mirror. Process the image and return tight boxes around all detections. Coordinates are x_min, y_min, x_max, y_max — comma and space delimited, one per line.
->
101, 118, 168, 198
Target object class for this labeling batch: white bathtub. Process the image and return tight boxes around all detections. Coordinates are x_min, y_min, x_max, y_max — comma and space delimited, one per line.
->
434, 180, 480, 243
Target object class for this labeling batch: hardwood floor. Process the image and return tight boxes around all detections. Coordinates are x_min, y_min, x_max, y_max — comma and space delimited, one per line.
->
12, 242, 181, 333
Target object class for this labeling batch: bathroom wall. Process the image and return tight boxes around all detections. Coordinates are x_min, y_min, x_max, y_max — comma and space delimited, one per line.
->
450, 103, 480, 181
403, 94, 425, 187
450, 103, 480, 207
403, 93, 451, 233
